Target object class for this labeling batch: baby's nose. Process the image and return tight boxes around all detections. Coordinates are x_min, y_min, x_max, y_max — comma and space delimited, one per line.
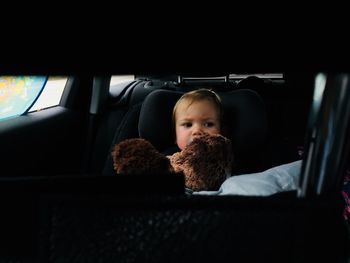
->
192, 125, 204, 136
192, 130, 204, 137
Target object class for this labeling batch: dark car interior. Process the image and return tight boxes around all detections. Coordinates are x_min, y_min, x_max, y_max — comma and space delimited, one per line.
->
1, 73, 313, 176
0, 60, 349, 262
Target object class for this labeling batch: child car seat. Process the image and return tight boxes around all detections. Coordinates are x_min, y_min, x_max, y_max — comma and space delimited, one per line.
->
104, 88, 268, 175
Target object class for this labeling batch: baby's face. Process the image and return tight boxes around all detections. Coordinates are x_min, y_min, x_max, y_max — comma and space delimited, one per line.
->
175, 99, 220, 150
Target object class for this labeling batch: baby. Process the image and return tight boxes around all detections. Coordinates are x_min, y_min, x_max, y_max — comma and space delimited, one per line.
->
170, 89, 233, 191
172, 89, 223, 150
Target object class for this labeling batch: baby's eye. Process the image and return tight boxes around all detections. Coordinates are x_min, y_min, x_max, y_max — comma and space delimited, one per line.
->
182, 122, 192, 128
204, 122, 214, 127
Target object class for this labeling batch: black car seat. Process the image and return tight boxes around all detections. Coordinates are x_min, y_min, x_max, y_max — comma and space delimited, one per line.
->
236, 74, 314, 169
103, 88, 268, 176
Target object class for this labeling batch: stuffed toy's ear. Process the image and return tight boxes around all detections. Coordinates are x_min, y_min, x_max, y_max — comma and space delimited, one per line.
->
111, 138, 173, 175
170, 134, 234, 191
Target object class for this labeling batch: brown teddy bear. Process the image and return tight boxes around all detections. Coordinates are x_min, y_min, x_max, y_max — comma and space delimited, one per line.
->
111, 134, 234, 192
111, 138, 173, 175
169, 134, 234, 191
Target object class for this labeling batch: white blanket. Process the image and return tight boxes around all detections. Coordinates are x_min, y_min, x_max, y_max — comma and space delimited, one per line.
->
193, 160, 302, 196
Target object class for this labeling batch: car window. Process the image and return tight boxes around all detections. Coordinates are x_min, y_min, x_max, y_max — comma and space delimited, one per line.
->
0, 76, 47, 121
0, 76, 67, 121
29, 76, 67, 112
110, 75, 134, 86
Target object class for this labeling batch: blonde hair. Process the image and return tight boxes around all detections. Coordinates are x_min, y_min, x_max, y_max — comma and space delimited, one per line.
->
172, 89, 223, 135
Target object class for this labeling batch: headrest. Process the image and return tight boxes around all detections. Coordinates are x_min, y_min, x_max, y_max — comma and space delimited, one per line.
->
139, 90, 181, 151
139, 89, 268, 156
237, 76, 265, 90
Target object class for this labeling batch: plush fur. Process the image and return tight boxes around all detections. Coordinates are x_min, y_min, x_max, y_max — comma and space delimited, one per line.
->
111, 135, 234, 191
111, 138, 173, 175
170, 134, 233, 191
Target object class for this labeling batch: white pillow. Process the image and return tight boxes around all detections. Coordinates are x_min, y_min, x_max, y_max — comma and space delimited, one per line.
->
193, 160, 302, 196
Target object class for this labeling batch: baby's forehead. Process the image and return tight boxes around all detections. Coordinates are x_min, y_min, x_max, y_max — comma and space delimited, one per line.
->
175, 99, 220, 118
178, 98, 217, 109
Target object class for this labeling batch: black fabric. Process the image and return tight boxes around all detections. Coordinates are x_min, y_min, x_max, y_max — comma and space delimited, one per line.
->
220, 89, 267, 155
41, 194, 348, 263
90, 109, 126, 173
139, 89, 268, 173
139, 90, 182, 152
237, 75, 265, 90
162, 145, 181, 156
0, 183, 348, 262
102, 103, 143, 176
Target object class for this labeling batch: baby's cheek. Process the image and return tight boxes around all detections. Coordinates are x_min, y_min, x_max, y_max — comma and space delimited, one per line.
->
176, 138, 186, 151
209, 128, 220, 135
